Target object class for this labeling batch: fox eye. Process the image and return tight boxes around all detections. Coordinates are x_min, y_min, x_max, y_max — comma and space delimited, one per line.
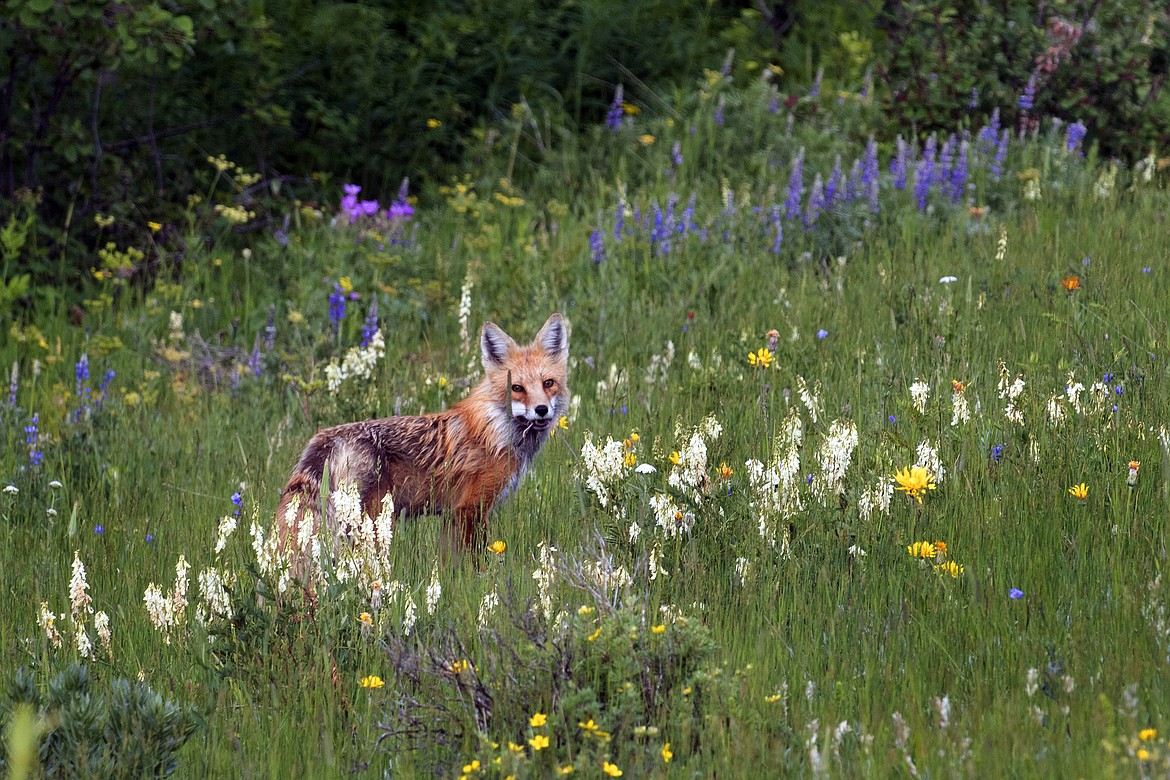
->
511, 383, 524, 393
542, 378, 555, 389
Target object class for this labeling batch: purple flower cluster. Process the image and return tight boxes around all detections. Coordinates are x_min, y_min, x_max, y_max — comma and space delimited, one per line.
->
1065, 121, 1087, 155
606, 84, 625, 131
1018, 74, 1037, 112
25, 413, 42, 467
785, 149, 804, 221
361, 298, 379, 347
340, 182, 415, 225
589, 226, 606, 264
328, 283, 347, 334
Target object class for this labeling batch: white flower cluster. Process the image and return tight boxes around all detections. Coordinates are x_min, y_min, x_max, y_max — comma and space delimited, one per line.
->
532, 541, 558, 622
325, 329, 385, 395
915, 439, 946, 484
796, 376, 822, 424
667, 413, 722, 503
997, 360, 1026, 425
143, 554, 189, 645
649, 493, 694, 539
197, 567, 234, 625
951, 386, 970, 426
214, 514, 237, 555
457, 270, 474, 355
811, 419, 858, 502
858, 477, 893, 522
644, 340, 675, 387
909, 378, 930, 415
579, 433, 628, 508
745, 408, 803, 551
1045, 394, 1067, 427
425, 564, 442, 615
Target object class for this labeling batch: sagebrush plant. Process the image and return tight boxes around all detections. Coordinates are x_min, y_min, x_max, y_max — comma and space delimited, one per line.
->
2, 67, 1170, 778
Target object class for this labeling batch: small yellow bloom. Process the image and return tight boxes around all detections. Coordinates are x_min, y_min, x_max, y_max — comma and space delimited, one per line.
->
1068, 482, 1089, 500
359, 612, 373, 626
682, 686, 692, 696
602, 761, 623, 777
462, 759, 481, 773
147, 221, 162, 233
1137, 748, 1151, 761
579, 718, 599, 731
213, 257, 223, 267
427, 118, 442, 128
933, 541, 947, 557
507, 741, 524, 754
669, 451, 680, 465
450, 659, 470, 674
894, 465, 937, 503
747, 347, 774, 368
558, 766, 575, 775
907, 541, 938, 559
488, 540, 506, 555
933, 560, 964, 578
438, 376, 448, 389
661, 742, 673, 763
528, 734, 549, 751
191, 299, 203, 310
287, 310, 304, 325
951, 379, 966, 393
557, 415, 569, 430
359, 675, 384, 689
629, 432, 639, 442
623, 451, 637, 468
577, 605, 595, 615
1140, 728, 1157, 741
587, 626, 603, 642
1061, 275, 1081, 292
621, 103, 640, 115
764, 692, 783, 703
651, 624, 666, 634
529, 712, 548, 728
338, 276, 353, 294
638, 134, 655, 146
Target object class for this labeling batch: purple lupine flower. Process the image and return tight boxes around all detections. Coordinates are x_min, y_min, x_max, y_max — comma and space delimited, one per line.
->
862, 138, 880, 212
721, 48, 734, 77
679, 194, 697, 235
977, 108, 1001, 154
671, 141, 683, 168
991, 443, 1005, 462
770, 206, 783, 254
1065, 121, 1087, 155
360, 297, 379, 347
804, 173, 825, 229
248, 339, 262, 377
341, 184, 361, 221
950, 140, 969, 203
328, 283, 347, 334
73, 354, 91, 422
824, 156, 842, 206
890, 135, 910, 191
606, 84, 624, 131
75, 354, 90, 395
7, 361, 17, 408
991, 130, 1009, 182
913, 135, 937, 211
25, 413, 42, 467
589, 224, 606, 264
784, 148, 805, 220
809, 67, 823, 98
94, 524, 104, 534
387, 201, 413, 222
938, 134, 955, 193
1018, 74, 1037, 111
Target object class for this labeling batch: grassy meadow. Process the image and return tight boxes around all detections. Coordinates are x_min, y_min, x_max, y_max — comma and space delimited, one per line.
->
2, 73, 1170, 778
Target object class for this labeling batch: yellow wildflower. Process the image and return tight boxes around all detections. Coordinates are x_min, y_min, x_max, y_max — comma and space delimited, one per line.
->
1140, 728, 1157, 741
1068, 482, 1089, 501
359, 675, 384, 689
907, 541, 938, 559
747, 347, 774, 368
894, 465, 936, 503
488, 540, 506, 555
661, 742, 673, 763
529, 712, 548, 728
147, 221, 162, 233
602, 762, 623, 777
638, 134, 655, 146
427, 118, 442, 128
651, 624, 666, 634
528, 734, 549, 751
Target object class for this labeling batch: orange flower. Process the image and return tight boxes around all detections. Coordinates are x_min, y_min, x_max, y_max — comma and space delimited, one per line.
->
1061, 275, 1080, 292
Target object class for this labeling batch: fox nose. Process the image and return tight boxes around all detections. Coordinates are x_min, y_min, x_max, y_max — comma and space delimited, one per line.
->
535, 405, 549, 417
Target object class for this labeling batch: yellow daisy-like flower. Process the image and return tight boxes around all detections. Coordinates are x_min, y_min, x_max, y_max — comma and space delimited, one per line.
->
558, 415, 569, 430
528, 734, 550, 751
669, 451, 680, 465
450, 658, 470, 674
462, 759, 481, 773
661, 742, 673, 763
651, 624, 666, 634
907, 541, 938, 559
621, 102, 640, 115
427, 118, 442, 128
933, 560, 964, 578
717, 462, 733, 480
629, 432, 640, 442
358, 612, 373, 626
747, 347, 774, 368
894, 465, 937, 504
638, 134, 655, 146
507, 741, 524, 754
764, 692, 783, 703
1068, 482, 1089, 501
1138, 748, 1151, 761
602, 761, 623, 777
147, 221, 162, 233
338, 276, 353, 294
359, 675, 384, 689
579, 718, 599, 731
623, 451, 637, 468
488, 540, 506, 555
577, 605, 595, 615
1140, 728, 1157, 741
558, 766, 575, 775
587, 626, 603, 642
529, 712, 548, 728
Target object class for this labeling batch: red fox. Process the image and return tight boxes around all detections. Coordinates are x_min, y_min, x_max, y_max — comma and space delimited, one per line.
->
275, 314, 569, 567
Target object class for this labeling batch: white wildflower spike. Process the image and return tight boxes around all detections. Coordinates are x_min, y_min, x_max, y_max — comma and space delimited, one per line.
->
69, 550, 93, 618
648, 542, 667, 581
457, 270, 474, 355
38, 603, 62, 648
812, 419, 858, 502
950, 382, 970, 426
644, 340, 675, 387
172, 554, 189, 617
74, 618, 93, 659
198, 567, 234, 624
734, 556, 752, 587
746, 408, 802, 551
477, 589, 499, 627
425, 564, 442, 615
214, 515, 237, 556
796, 376, 822, 424
858, 477, 893, 521
532, 542, 558, 621
402, 591, 417, 636
94, 610, 112, 658
579, 433, 627, 508
915, 439, 946, 485
1045, 394, 1066, 428
325, 329, 385, 395
909, 378, 930, 414
1066, 372, 1086, 414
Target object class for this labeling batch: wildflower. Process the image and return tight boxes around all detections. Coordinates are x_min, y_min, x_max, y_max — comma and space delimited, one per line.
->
638, 134, 656, 146
147, 221, 162, 233
1127, 460, 1140, 487
587, 626, 603, 642
1140, 728, 1157, 741
1061, 275, 1080, 292
579, 718, 600, 731
717, 462, 733, 480
634, 463, 657, 474
909, 379, 930, 414
748, 347, 774, 368
907, 541, 938, 559
426, 118, 441, 128
462, 759, 480, 774
1068, 482, 1089, 501
668, 451, 680, 465
360, 675, 385, 689
450, 659, 470, 675
785, 148, 804, 220
606, 84, 625, 130
651, 624, 667, 634
487, 540, 506, 555
933, 560, 964, 578
530, 712, 548, 728
528, 734, 550, 751
816, 329, 828, 340
894, 466, 936, 504
661, 743, 673, 763
1138, 748, 1151, 761
557, 415, 569, 431
1009, 588, 1024, 599
602, 762, 623, 777
764, 692, 784, 703
94, 524, 104, 534
558, 766, 575, 775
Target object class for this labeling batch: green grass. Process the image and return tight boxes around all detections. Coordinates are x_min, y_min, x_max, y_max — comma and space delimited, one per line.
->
2, 78, 1169, 778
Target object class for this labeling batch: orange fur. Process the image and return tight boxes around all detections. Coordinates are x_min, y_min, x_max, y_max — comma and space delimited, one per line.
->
275, 314, 569, 569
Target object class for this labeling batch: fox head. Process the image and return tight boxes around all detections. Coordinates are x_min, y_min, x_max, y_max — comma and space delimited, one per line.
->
481, 314, 569, 435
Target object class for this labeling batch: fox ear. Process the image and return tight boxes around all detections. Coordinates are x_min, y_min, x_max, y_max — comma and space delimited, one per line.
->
481, 322, 515, 370
534, 313, 569, 361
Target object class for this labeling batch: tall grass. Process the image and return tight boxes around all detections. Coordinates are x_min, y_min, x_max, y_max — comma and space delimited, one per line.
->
1, 72, 1168, 778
